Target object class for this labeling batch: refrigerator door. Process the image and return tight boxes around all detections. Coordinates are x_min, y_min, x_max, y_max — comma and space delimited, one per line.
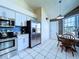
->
31, 22, 41, 47
36, 23, 41, 33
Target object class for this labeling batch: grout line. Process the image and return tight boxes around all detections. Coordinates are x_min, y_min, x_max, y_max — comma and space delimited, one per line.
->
32, 40, 57, 59
23, 41, 52, 59
53, 46, 60, 59
17, 53, 24, 59
25, 52, 35, 59
31, 40, 54, 58
44, 43, 56, 59
32, 40, 56, 59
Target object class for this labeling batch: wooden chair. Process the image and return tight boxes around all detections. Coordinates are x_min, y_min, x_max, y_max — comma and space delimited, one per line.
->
56, 33, 62, 46
63, 33, 75, 40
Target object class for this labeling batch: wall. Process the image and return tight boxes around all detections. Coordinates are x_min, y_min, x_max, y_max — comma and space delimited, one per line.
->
33, 7, 50, 42
50, 21, 59, 40
33, 7, 41, 22
41, 8, 50, 42
0, 0, 36, 17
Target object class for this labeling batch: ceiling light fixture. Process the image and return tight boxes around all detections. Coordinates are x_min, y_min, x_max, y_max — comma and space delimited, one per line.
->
56, 0, 64, 19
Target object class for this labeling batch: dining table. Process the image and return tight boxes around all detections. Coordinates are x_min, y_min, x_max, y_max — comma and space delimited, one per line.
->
59, 36, 79, 56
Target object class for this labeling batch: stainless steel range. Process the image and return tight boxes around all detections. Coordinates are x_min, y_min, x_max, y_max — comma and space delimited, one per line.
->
0, 37, 17, 55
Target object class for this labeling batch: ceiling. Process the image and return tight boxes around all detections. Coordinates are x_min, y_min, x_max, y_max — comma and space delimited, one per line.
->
25, 0, 79, 19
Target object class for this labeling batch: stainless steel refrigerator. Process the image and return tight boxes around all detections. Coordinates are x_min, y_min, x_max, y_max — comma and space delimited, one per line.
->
27, 20, 41, 48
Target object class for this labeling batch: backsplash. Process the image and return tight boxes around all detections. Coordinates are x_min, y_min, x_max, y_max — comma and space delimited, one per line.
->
0, 26, 21, 32
12, 26, 21, 32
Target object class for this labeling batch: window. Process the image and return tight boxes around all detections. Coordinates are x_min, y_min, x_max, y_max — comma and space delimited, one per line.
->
63, 14, 79, 37
63, 16, 75, 34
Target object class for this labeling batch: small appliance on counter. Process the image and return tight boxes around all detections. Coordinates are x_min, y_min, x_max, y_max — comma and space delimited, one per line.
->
21, 26, 27, 34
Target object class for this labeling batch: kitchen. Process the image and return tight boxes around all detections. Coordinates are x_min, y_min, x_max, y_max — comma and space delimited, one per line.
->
0, 6, 41, 56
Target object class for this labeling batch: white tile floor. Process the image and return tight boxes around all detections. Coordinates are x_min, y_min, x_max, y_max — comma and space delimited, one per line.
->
0, 39, 79, 59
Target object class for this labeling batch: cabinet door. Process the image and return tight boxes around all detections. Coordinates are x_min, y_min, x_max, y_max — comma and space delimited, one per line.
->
23, 35, 28, 48
0, 7, 5, 16
5, 9, 15, 19
27, 16, 31, 21
21, 15, 26, 26
17, 35, 28, 51
15, 13, 22, 26
17, 36, 24, 51
0, 7, 15, 19
22, 37, 26, 49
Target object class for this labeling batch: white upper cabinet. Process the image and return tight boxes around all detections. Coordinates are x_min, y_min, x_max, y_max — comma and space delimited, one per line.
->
15, 13, 26, 26
0, 7, 5, 17
5, 9, 15, 19
27, 16, 31, 21
15, 12, 27, 26
15, 13, 22, 26
21, 15, 27, 26
0, 6, 34, 26
0, 7, 15, 19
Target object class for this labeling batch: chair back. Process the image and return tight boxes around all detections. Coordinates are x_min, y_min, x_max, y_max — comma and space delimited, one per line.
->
56, 33, 62, 41
63, 33, 75, 40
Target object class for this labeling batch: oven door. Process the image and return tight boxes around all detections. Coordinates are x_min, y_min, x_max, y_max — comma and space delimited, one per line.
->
0, 38, 17, 55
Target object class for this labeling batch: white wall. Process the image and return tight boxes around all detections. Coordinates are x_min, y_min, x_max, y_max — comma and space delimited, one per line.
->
41, 8, 50, 42
33, 7, 50, 42
50, 21, 58, 40
0, 0, 36, 17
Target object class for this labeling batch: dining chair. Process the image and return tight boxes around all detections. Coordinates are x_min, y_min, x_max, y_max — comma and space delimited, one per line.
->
56, 33, 62, 46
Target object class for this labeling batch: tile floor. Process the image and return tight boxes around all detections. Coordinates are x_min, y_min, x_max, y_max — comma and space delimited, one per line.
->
0, 39, 79, 59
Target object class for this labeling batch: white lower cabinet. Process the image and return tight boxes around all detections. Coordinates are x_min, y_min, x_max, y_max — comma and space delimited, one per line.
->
17, 34, 28, 51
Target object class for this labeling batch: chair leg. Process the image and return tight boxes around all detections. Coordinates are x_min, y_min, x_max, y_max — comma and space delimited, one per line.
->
60, 45, 64, 52
70, 47, 75, 56
72, 51, 74, 56
73, 45, 76, 52
57, 41, 59, 46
